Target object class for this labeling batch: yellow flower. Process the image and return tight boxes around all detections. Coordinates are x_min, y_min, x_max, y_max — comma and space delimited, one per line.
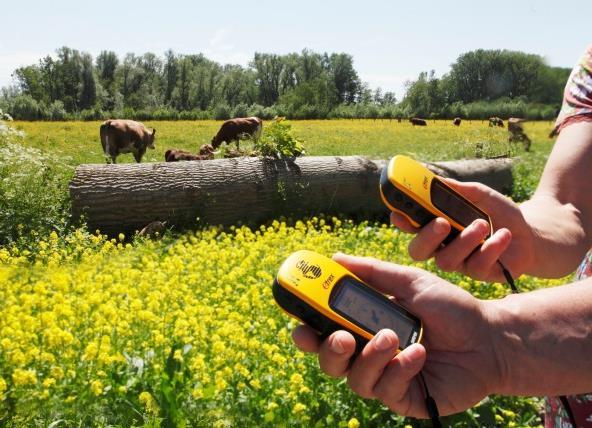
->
347, 418, 360, 428
173, 349, 184, 363
139, 391, 159, 414
293, 403, 307, 413
42, 377, 56, 388
290, 373, 303, 387
0, 377, 7, 397
90, 380, 103, 396
12, 369, 37, 386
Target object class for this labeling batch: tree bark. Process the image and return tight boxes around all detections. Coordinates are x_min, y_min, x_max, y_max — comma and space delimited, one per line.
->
70, 156, 513, 235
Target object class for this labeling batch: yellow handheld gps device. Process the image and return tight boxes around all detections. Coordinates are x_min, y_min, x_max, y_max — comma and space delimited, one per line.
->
380, 155, 492, 243
273, 250, 423, 351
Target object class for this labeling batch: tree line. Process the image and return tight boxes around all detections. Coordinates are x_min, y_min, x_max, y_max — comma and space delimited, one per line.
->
0, 47, 570, 121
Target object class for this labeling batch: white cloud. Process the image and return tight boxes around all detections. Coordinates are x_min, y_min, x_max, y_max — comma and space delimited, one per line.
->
0, 52, 46, 88
202, 28, 251, 66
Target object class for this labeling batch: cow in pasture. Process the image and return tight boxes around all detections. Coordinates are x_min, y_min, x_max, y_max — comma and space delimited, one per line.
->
488, 117, 504, 127
409, 117, 427, 126
508, 118, 531, 151
100, 119, 156, 164
165, 149, 214, 162
211, 117, 263, 149
453, 117, 462, 126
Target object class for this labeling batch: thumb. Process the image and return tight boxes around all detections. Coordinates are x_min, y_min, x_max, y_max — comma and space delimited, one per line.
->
332, 253, 431, 302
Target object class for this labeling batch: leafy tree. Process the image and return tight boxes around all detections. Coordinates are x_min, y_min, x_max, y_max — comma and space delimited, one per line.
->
79, 53, 97, 110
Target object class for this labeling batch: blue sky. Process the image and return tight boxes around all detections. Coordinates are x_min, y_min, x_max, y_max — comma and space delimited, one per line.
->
1, 0, 590, 98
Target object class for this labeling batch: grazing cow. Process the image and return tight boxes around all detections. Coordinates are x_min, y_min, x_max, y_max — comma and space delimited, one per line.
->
488, 117, 504, 127
508, 118, 531, 151
453, 117, 462, 126
211, 117, 263, 149
165, 149, 213, 162
409, 117, 427, 126
100, 119, 156, 164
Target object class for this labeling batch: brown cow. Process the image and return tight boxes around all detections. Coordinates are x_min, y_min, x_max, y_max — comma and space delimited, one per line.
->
165, 149, 210, 162
453, 117, 462, 126
409, 117, 427, 126
508, 118, 531, 151
211, 117, 263, 149
100, 119, 156, 164
488, 117, 504, 127
164, 144, 216, 162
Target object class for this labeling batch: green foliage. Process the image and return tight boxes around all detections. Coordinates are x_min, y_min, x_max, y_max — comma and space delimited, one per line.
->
0, 118, 74, 246
2, 47, 568, 121
254, 117, 306, 158
402, 49, 569, 119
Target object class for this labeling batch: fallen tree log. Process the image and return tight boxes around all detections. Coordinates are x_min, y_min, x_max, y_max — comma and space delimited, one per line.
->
70, 156, 513, 235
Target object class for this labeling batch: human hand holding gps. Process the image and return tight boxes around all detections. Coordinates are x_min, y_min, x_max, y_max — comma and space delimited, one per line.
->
288, 253, 592, 421
288, 252, 500, 418
381, 155, 535, 282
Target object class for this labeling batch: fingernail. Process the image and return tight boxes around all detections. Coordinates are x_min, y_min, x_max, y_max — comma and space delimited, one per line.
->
374, 330, 395, 351
433, 219, 448, 235
330, 336, 346, 354
474, 220, 489, 234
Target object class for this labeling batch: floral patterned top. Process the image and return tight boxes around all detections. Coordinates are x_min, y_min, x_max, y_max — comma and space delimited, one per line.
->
545, 45, 592, 428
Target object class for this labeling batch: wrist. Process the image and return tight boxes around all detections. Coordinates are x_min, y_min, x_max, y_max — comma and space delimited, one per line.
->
480, 296, 524, 395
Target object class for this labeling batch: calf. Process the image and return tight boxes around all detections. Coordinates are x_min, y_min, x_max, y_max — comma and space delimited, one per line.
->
409, 117, 427, 126
211, 117, 263, 149
165, 149, 212, 162
453, 117, 462, 126
100, 119, 156, 164
488, 117, 504, 127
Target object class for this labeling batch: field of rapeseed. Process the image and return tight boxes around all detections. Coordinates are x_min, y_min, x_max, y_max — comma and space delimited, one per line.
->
0, 117, 561, 426
0, 219, 564, 427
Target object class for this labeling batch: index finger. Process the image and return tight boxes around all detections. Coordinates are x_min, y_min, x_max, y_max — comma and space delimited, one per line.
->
390, 211, 420, 234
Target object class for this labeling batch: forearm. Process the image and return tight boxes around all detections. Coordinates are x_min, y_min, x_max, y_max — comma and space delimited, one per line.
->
519, 195, 590, 277
518, 121, 592, 277
485, 278, 592, 396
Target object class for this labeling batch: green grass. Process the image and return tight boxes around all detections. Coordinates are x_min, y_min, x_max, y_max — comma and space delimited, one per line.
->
11, 118, 556, 163
0, 119, 558, 426
2, 119, 555, 247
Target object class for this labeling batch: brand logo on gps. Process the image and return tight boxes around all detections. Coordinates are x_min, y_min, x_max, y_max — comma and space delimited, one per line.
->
296, 259, 322, 279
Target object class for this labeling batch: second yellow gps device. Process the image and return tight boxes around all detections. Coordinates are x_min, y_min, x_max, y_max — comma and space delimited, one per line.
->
380, 155, 492, 242
273, 250, 423, 351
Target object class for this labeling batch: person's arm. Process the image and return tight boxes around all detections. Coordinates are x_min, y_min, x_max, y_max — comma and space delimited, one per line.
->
488, 277, 592, 396
391, 120, 592, 280
292, 254, 592, 418
518, 120, 592, 277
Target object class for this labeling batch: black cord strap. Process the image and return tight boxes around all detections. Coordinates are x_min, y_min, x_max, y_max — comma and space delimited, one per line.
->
419, 371, 442, 428
498, 261, 518, 293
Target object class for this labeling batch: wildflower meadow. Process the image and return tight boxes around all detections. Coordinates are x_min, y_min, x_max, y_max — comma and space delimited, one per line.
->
0, 116, 561, 427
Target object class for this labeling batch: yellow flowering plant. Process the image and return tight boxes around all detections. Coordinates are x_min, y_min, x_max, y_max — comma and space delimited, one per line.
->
0, 217, 559, 426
